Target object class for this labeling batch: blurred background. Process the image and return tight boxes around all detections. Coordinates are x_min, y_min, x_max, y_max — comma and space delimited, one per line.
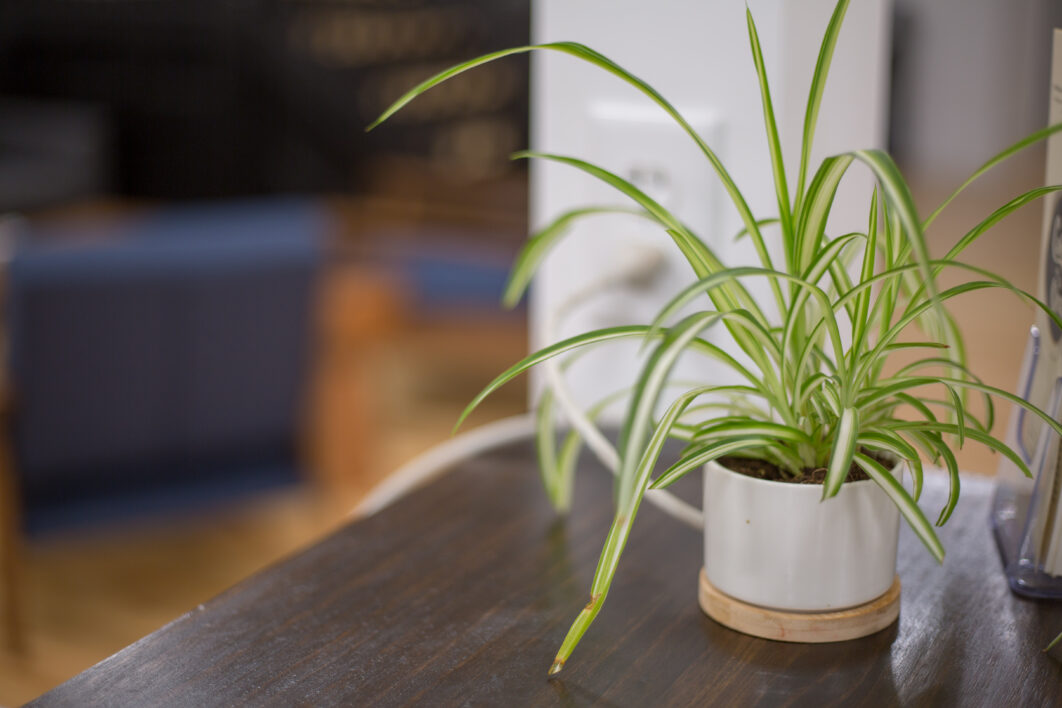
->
0, 0, 1058, 702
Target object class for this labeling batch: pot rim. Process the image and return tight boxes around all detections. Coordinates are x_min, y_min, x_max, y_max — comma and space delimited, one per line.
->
705, 455, 903, 493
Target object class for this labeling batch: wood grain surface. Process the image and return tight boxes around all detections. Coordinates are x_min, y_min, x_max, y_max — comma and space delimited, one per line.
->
29, 441, 1062, 706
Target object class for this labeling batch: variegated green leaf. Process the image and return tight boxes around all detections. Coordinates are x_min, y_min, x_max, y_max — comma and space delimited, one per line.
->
746, 8, 793, 243
854, 452, 944, 562
823, 407, 858, 499
794, 0, 851, 209
504, 206, 649, 307
924, 122, 1062, 229
535, 387, 561, 506
455, 325, 654, 432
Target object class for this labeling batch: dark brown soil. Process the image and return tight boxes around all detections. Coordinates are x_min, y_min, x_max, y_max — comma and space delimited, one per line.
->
719, 448, 893, 485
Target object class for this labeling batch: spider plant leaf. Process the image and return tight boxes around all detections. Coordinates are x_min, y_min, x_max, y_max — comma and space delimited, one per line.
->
632, 385, 720, 491
826, 257, 859, 325
746, 7, 793, 244
553, 363, 726, 673
836, 261, 1046, 328
795, 371, 831, 410
795, 0, 851, 209
823, 407, 858, 499
790, 319, 827, 398
854, 452, 944, 562
819, 378, 843, 418
535, 387, 561, 507
732, 218, 780, 242
652, 265, 846, 368
925, 432, 960, 526
455, 325, 654, 432
690, 420, 807, 471
851, 189, 880, 357
902, 430, 942, 481
795, 154, 855, 274
617, 312, 729, 504
888, 421, 1032, 479
365, 38, 781, 312
857, 430, 924, 501
854, 275, 1062, 382
681, 385, 773, 407
938, 185, 1062, 267
802, 231, 865, 285
512, 149, 782, 338
883, 342, 951, 353
692, 419, 814, 446
648, 303, 783, 401
1046, 630, 1062, 653
867, 375, 1062, 443
549, 386, 632, 512
782, 232, 861, 378
680, 339, 763, 391
509, 152, 708, 269
553, 431, 582, 512
666, 227, 783, 320
892, 356, 984, 379
652, 435, 787, 489
504, 206, 649, 307
558, 317, 729, 673
902, 398, 989, 433
942, 311, 975, 418
849, 150, 934, 296
895, 431, 932, 501
807, 392, 829, 428
890, 356, 993, 431
549, 593, 606, 676
679, 399, 772, 426
648, 260, 778, 357
901, 430, 960, 526
648, 266, 768, 330
894, 392, 938, 425
924, 121, 1062, 229
367, 44, 544, 130
892, 253, 1062, 337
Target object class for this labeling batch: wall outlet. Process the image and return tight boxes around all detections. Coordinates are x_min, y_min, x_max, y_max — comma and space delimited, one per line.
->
529, 0, 892, 422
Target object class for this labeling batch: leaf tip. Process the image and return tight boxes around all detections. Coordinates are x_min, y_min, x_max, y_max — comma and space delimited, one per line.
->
500, 285, 522, 309
548, 658, 565, 676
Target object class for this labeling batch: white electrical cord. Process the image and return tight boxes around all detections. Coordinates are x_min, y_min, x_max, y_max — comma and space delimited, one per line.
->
354, 243, 704, 530
353, 414, 538, 518
541, 245, 704, 530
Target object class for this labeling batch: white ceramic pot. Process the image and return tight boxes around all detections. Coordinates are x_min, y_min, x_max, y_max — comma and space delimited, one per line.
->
702, 458, 902, 612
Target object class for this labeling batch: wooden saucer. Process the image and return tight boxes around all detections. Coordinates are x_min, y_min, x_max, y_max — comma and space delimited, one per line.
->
698, 568, 900, 643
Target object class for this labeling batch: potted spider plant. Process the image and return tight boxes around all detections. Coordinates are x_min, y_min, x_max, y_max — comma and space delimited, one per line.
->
369, 0, 1062, 676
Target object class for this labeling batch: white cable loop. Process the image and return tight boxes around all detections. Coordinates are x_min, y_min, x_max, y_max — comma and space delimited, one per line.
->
542, 247, 704, 530
353, 414, 537, 518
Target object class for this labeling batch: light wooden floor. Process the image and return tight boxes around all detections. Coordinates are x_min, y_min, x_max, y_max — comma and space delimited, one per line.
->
0, 489, 346, 704
0, 173, 1048, 705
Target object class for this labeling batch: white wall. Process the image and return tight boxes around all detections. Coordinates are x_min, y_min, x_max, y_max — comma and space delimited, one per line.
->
528, 0, 892, 416
890, 0, 1062, 187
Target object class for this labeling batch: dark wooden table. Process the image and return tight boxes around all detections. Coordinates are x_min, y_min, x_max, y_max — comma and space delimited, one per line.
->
30, 441, 1062, 706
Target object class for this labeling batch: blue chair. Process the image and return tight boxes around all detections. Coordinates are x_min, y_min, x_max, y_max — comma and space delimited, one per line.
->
0, 198, 326, 648
6, 199, 325, 534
